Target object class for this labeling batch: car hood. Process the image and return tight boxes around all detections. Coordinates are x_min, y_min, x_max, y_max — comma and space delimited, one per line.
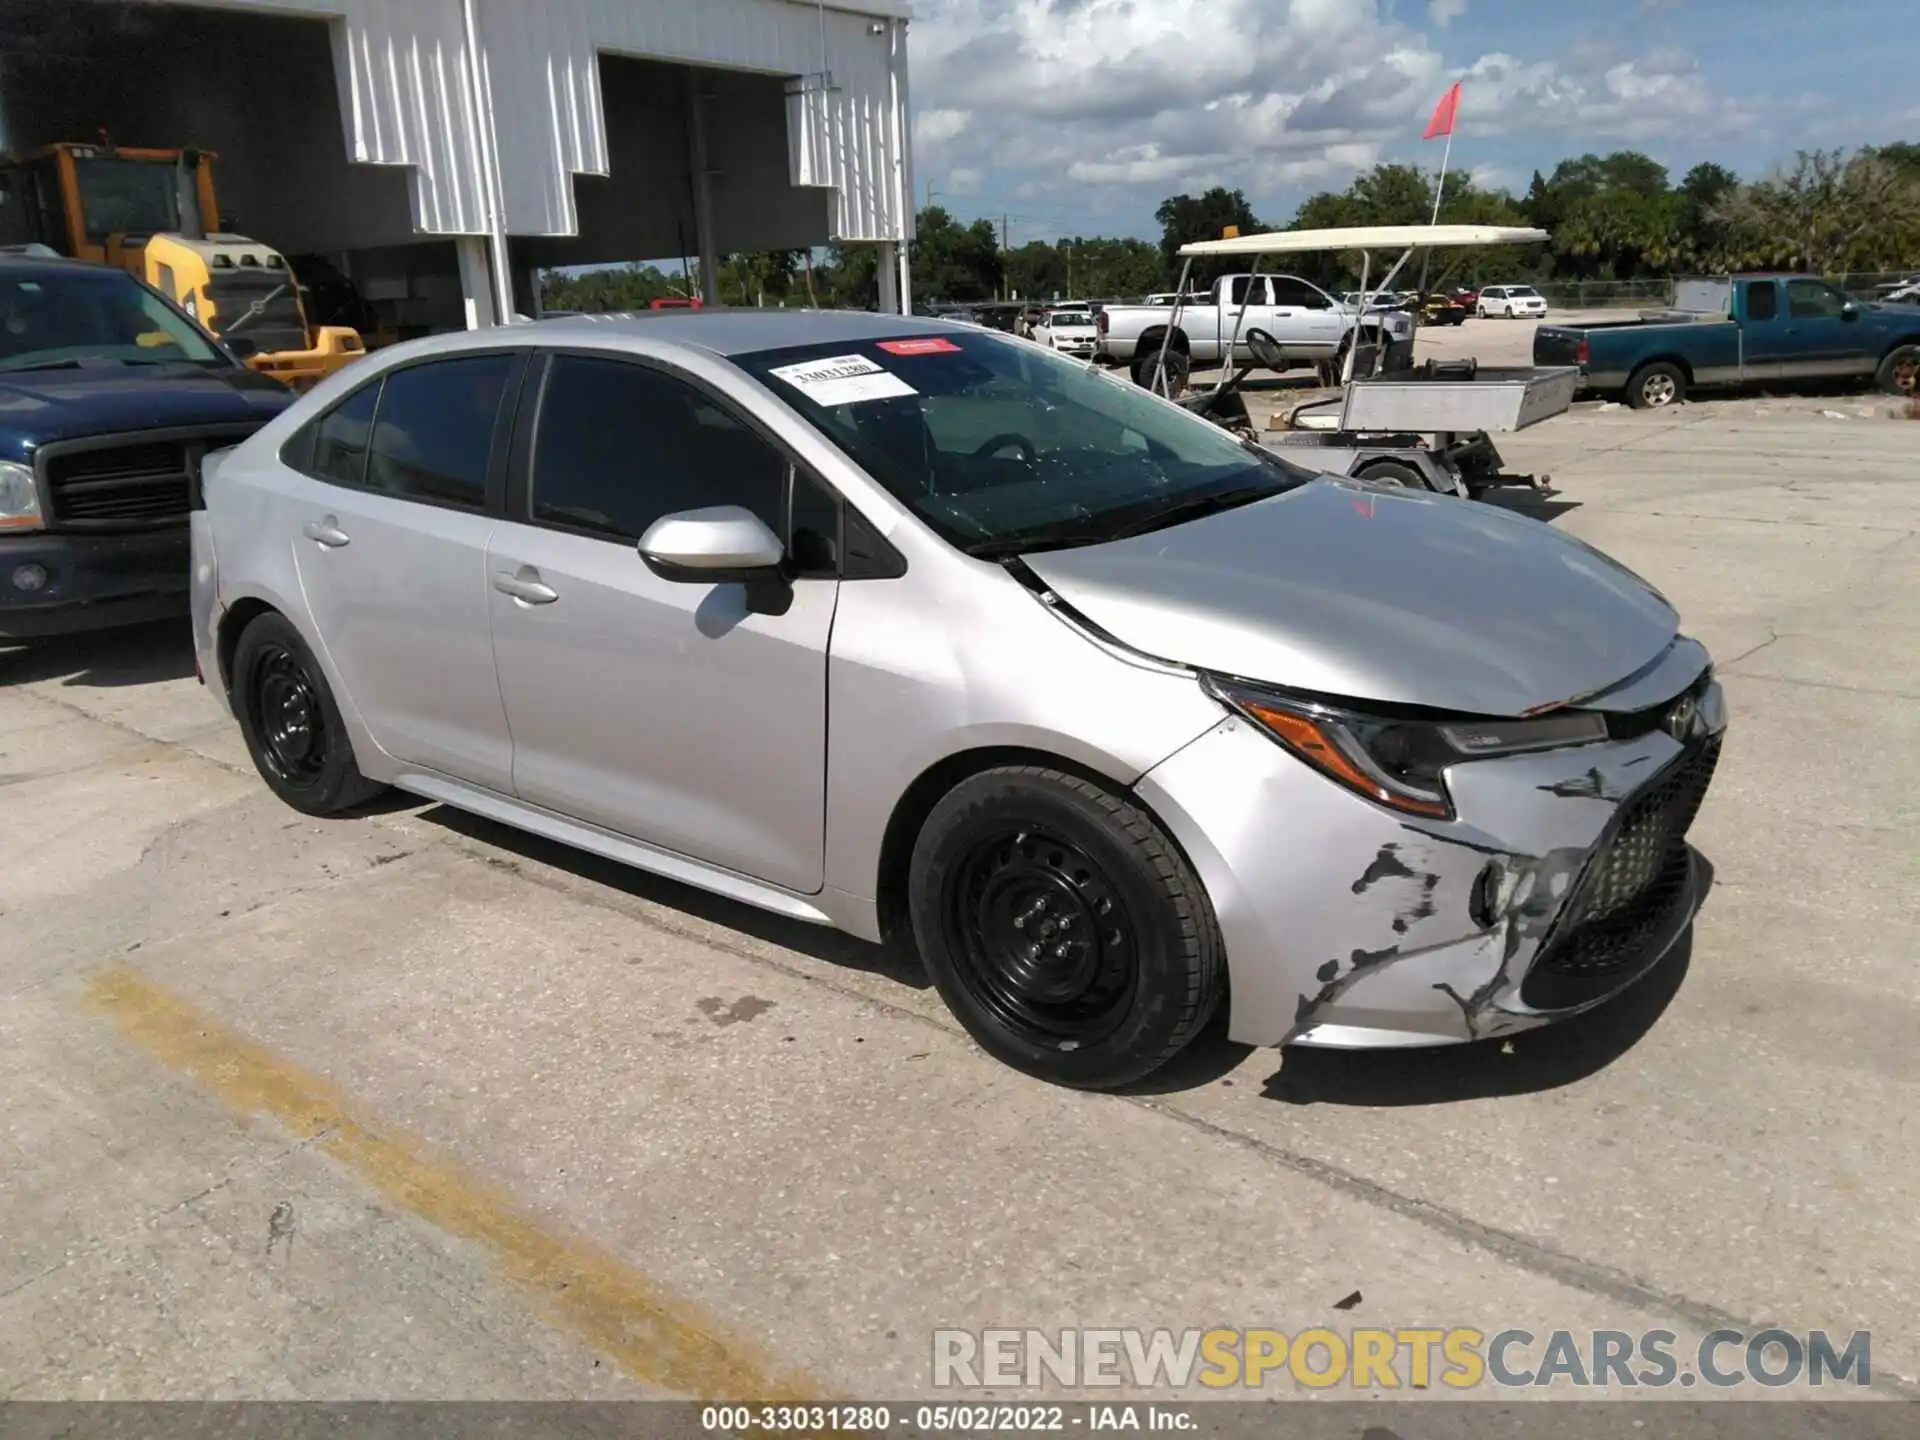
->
0, 363, 292, 456
1020, 476, 1680, 717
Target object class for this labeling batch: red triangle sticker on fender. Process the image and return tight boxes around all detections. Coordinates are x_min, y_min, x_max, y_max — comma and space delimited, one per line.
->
1352, 498, 1376, 519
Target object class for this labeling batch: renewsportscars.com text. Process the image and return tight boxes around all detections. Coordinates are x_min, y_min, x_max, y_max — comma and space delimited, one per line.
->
932, 1327, 1872, 1391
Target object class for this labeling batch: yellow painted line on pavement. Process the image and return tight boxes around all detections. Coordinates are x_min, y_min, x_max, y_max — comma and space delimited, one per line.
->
84, 964, 819, 1401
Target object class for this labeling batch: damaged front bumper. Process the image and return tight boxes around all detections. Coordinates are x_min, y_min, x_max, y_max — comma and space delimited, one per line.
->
1135, 659, 1727, 1050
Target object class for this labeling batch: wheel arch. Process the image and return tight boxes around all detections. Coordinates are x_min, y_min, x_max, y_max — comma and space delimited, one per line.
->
213, 582, 394, 783
871, 743, 1213, 959
1631, 353, 1694, 383
1134, 324, 1191, 356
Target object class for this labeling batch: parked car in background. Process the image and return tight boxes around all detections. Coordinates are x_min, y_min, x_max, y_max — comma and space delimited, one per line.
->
1535, 273, 1920, 408
1446, 285, 1481, 310
1478, 285, 1548, 319
0, 256, 292, 640
193, 310, 1725, 1090
1033, 305, 1098, 358
1098, 273, 1414, 386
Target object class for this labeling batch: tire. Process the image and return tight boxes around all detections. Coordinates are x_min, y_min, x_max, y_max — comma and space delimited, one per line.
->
1876, 344, 1920, 397
907, 766, 1225, 1090
1357, 458, 1429, 489
1131, 348, 1189, 396
1626, 361, 1686, 410
231, 611, 386, 816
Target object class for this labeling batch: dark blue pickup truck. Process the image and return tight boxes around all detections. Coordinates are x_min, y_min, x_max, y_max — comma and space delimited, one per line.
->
0, 257, 292, 639
1535, 274, 1920, 409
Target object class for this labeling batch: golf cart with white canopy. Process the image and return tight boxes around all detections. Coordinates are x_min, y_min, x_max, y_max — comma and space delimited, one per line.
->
1152, 224, 1577, 500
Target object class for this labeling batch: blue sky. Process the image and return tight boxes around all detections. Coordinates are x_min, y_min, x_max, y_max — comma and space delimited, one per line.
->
906, 0, 1918, 243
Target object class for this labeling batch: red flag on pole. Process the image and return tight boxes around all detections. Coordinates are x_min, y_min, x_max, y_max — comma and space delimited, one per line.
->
1423, 81, 1461, 140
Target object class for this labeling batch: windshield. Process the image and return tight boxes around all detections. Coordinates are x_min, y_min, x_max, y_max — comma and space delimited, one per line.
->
737, 331, 1314, 555
0, 270, 224, 373
1507, 286, 1540, 297
73, 157, 189, 242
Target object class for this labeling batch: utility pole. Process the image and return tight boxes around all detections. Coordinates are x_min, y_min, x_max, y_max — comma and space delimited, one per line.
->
924, 180, 939, 209
1001, 214, 1011, 301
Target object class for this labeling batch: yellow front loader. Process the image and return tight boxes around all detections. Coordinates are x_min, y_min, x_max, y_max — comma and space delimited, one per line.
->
0, 141, 364, 390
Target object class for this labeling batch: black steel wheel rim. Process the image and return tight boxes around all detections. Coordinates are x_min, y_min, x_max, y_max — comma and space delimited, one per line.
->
250, 642, 327, 786
943, 825, 1138, 1048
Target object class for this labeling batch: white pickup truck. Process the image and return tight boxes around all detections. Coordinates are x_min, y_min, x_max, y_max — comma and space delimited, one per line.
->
1096, 272, 1414, 385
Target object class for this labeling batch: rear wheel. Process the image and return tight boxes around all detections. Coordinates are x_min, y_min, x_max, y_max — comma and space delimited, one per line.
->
907, 766, 1224, 1090
1876, 344, 1920, 397
1626, 361, 1686, 410
232, 611, 386, 816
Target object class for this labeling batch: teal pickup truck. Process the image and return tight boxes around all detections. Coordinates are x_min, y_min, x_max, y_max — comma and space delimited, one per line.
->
1534, 275, 1920, 409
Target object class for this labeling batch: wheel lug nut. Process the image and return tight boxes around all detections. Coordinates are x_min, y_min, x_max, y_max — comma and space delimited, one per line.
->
1025, 944, 1041, 960
1013, 917, 1025, 929
1058, 916, 1073, 931
1053, 944, 1069, 958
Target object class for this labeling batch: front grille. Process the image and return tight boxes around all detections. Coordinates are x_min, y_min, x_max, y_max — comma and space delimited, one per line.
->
206, 271, 309, 356
1521, 736, 1721, 1007
1605, 667, 1713, 741
39, 427, 261, 531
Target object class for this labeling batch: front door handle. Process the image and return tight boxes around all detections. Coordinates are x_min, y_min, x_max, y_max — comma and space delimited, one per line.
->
302, 517, 350, 548
492, 569, 559, 605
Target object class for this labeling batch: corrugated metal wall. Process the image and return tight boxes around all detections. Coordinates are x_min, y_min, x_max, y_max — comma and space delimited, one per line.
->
169, 0, 912, 245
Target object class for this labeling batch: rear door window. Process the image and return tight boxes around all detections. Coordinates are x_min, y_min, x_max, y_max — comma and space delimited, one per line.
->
1744, 282, 1778, 321
365, 354, 516, 509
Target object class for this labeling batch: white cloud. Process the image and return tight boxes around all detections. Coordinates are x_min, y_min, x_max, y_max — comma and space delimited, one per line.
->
946, 167, 985, 195
907, 0, 1764, 221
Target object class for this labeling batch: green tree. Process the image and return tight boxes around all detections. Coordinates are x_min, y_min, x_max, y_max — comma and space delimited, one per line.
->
909, 206, 1005, 302
1715, 148, 1920, 273
1155, 188, 1265, 285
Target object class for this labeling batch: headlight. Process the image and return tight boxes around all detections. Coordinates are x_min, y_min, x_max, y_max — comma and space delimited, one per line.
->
0, 460, 43, 532
1206, 680, 1610, 820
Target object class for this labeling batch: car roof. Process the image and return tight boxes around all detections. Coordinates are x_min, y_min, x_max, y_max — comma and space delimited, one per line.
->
509, 308, 964, 358
0, 254, 136, 282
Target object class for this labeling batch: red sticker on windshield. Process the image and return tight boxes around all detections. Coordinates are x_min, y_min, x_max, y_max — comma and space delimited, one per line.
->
877, 337, 962, 355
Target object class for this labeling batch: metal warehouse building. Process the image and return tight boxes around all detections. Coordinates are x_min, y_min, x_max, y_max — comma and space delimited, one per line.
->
0, 0, 915, 330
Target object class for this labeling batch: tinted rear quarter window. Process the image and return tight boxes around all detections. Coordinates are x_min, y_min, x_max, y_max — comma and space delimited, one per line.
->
1745, 282, 1778, 321
531, 353, 788, 542
365, 354, 515, 508
288, 381, 380, 486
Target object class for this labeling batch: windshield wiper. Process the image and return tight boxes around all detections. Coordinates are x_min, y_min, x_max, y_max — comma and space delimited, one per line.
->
962, 525, 1108, 559
0, 358, 86, 374
1105, 483, 1282, 540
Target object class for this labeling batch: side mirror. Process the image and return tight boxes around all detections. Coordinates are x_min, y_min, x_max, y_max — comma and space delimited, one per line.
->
1840, 301, 1860, 321
225, 336, 260, 360
638, 505, 785, 584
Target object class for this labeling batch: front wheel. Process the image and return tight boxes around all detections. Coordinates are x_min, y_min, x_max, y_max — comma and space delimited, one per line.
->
1357, 458, 1429, 489
1876, 344, 1919, 397
907, 766, 1225, 1089
1626, 361, 1686, 409
232, 611, 387, 816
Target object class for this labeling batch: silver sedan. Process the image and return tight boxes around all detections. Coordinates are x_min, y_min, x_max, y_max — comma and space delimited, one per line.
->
192, 310, 1725, 1089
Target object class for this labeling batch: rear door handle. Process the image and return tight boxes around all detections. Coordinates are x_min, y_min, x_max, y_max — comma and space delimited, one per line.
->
492, 569, 559, 605
302, 518, 350, 548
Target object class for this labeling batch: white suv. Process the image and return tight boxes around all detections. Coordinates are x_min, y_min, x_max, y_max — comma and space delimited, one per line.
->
1477, 285, 1548, 319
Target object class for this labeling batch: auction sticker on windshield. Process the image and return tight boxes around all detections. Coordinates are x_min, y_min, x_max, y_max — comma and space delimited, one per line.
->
768, 354, 918, 406
877, 337, 962, 356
